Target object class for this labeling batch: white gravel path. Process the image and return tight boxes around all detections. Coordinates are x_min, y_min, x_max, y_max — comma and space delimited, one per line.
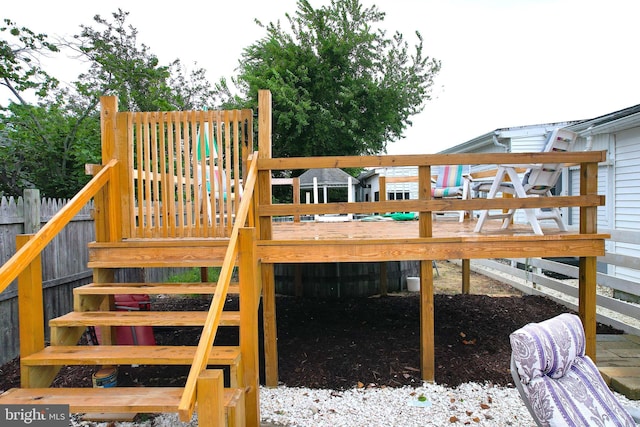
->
69, 382, 639, 426
70, 382, 538, 426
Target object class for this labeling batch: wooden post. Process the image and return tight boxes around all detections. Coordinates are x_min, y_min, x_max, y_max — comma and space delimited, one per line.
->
239, 228, 260, 427
196, 370, 225, 427
257, 90, 279, 386
99, 96, 124, 242
17, 233, 61, 388
461, 259, 471, 294
579, 161, 598, 360
17, 235, 44, 359
293, 177, 301, 223
418, 165, 435, 382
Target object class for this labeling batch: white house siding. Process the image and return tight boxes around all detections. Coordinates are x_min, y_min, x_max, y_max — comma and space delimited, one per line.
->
614, 128, 640, 229
611, 126, 640, 281
568, 164, 609, 228
510, 135, 547, 153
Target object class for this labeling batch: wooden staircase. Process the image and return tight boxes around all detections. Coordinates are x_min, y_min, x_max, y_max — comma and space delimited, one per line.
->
0, 94, 267, 426
0, 237, 260, 426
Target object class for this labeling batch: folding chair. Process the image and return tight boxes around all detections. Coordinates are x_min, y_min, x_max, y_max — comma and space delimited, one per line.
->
510, 313, 640, 426
431, 164, 472, 222
474, 128, 578, 235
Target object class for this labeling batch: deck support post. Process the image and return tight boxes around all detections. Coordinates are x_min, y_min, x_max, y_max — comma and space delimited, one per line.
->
419, 259, 435, 381
239, 228, 260, 426
579, 161, 599, 360
461, 259, 471, 294
262, 264, 278, 386
257, 89, 279, 386
418, 165, 435, 382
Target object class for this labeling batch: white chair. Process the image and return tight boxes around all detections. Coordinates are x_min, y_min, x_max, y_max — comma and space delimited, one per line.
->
474, 128, 578, 235
510, 313, 640, 426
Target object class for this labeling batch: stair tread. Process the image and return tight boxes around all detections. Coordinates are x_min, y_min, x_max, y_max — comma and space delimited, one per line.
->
21, 345, 241, 366
50, 311, 240, 327
0, 386, 241, 413
74, 282, 240, 295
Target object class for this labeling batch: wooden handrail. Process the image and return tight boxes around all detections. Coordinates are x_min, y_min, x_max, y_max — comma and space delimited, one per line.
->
178, 152, 259, 421
257, 150, 607, 170
260, 195, 605, 217
0, 159, 118, 295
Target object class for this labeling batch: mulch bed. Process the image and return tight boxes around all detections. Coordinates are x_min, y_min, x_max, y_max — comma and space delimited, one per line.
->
0, 293, 621, 392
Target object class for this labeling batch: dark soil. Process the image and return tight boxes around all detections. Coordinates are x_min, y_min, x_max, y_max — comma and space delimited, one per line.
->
0, 289, 621, 393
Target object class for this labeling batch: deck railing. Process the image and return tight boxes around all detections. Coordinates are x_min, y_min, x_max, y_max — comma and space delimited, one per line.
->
101, 97, 254, 240
257, 152, 606, 229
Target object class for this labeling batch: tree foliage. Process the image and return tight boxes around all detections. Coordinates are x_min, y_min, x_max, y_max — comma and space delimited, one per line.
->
0, 11, 215, 197
216, 0, 441, 159
0, 19, 59, 108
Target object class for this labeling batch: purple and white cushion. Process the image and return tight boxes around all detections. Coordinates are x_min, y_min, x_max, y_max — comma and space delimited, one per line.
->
510, 313, 636, 427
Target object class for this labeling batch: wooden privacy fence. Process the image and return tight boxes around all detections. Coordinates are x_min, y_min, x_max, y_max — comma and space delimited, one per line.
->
0, 190, 94, 364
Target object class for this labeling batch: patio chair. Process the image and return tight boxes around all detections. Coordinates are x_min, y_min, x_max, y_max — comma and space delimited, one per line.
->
473, 128, 578, 235
431, 164, 472, 222
510, 313, 640, 426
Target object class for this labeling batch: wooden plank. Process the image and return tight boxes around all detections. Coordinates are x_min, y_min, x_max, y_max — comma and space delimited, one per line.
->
259, 194, 604, 217
87, 245, 231, 268
258, 238, 606, 263
49, 311, 240, 327
0, 387, 241, 414
74, 283, 240, 295
21, 345, 241, 366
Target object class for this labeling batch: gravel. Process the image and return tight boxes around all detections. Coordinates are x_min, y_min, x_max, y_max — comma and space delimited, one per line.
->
69, 382, 538, 426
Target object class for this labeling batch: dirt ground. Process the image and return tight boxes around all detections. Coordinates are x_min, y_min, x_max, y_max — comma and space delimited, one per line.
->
0, 260, 621, 393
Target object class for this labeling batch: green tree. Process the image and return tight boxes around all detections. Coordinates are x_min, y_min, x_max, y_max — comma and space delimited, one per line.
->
0, 19, 59, 109
71, 9, 215, 112
216, 0, 441, 158
0, 11, 217, 197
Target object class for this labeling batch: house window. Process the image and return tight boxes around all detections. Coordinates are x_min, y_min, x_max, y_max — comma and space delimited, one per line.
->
387, 192, 410, 200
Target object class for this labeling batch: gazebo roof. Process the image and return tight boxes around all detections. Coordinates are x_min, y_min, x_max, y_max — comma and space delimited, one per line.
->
299, 168, 359, 189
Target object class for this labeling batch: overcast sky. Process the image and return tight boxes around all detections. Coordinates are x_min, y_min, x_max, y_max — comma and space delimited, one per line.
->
3, 0, 639, 154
